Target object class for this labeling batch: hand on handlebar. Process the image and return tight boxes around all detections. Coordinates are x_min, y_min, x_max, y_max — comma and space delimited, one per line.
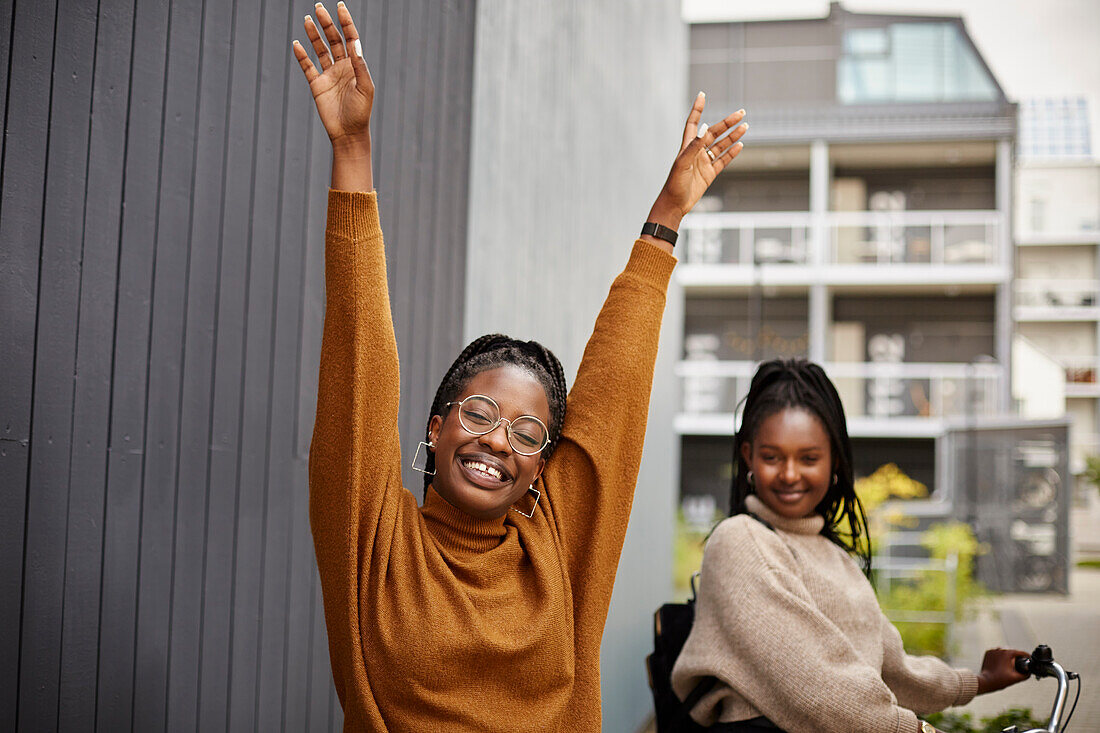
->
976, 647, 1032, 694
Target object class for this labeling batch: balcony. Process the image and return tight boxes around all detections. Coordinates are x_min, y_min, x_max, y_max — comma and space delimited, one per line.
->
675, 359, 1004, 438
1057, 354, 1100, 397
1014, 279, 1100, 321
678, 210, 1009, 290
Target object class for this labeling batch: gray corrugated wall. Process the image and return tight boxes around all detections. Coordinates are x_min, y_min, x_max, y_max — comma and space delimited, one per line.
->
465, 2, 687, 730
0, 1, 475, 730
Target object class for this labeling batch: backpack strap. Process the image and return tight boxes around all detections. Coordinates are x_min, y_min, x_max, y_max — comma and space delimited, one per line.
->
674, 513, 778, 727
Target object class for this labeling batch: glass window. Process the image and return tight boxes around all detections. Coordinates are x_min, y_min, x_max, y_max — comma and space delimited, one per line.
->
839, 22, 998, 104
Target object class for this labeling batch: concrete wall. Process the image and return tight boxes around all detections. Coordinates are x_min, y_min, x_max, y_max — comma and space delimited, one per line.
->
1016, 162, 1100, 237
464, 2, 686, 729
1013, 336, 1067, 419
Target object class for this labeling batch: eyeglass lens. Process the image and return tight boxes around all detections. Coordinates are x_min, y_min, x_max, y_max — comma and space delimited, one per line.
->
455, 395, 547, 454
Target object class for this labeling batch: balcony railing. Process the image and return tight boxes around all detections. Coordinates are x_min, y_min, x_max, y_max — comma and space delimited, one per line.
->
682, 210, 1005, 267
1015, 279, 1100, 309
1056, 352, 1100, 391
677, 360, 1003, 422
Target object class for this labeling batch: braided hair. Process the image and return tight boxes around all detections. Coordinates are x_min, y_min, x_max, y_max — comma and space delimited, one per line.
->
730, 359, 873, 577
423, 334, 568, 491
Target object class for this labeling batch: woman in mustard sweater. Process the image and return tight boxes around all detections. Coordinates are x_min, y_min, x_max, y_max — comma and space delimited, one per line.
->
292, 4, 748, 731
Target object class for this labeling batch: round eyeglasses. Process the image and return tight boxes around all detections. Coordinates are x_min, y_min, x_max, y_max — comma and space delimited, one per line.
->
445, 394, 550, 456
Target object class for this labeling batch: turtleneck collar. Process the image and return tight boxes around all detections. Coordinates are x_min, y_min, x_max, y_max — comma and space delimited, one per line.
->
744, 494, 825, 536
421, 486, 509, 554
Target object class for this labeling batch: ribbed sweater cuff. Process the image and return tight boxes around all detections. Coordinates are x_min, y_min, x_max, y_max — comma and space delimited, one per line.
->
626, 239, 677, 287
954, 670, 980, 706
327, 189, 380, 240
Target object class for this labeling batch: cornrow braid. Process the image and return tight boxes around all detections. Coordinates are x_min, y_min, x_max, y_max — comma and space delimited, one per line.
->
422, 334, 568, 492
729, 359, 874, 577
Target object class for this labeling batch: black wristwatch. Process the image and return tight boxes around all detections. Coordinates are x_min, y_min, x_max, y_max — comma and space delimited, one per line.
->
640, 221, 678, 246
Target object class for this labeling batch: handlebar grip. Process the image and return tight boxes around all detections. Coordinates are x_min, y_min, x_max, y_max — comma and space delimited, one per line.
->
1014, 655, 1031, 675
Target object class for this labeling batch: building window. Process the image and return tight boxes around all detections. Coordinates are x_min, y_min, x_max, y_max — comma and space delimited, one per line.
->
838, 22, 998, 104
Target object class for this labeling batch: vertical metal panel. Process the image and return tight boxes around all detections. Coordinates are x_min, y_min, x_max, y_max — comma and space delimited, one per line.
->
95, 0, 171, 726
465, 2, 685, 730
0, 0, 55, 727
57, 0, 134, 725
17, 0, 96, 728
130, 0, 206, 727
163, 0, 233, 727
197, 0, 262, 726
5, 1, 476, 731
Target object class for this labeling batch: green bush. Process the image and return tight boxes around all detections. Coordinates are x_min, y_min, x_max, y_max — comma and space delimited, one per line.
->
854, 464, 987, 657
927, 707, 1044, 732
875, 521, 987, 656
673, 510, 716, 600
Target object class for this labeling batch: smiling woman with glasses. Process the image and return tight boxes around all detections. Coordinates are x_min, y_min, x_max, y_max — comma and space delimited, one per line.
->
294, 4, 748, 731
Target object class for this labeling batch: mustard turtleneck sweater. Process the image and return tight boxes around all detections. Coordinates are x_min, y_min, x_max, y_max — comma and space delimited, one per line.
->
671, 495, 980, 733
309, 190, 675, 731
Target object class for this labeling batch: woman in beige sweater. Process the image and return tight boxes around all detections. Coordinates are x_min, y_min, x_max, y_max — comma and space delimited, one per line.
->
293, 4, 748, 730
671, 360, 1028, 733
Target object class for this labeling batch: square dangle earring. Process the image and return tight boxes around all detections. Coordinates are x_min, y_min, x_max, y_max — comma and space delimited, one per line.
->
512, 485, 540, 518
412, 440, 435, 475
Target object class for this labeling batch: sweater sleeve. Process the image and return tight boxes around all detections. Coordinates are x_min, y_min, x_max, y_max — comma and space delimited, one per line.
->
671, 518, 922, 733
308, 190, 407, 714
540, 240, 675, 607
880, 612, 980, 713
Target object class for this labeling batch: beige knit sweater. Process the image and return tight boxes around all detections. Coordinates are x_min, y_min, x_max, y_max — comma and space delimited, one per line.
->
671, 495, 979, 733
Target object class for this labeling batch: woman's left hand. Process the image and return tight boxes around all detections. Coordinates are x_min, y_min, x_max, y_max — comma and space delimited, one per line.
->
976, 647, 1031, 694
645, 93, 748, 241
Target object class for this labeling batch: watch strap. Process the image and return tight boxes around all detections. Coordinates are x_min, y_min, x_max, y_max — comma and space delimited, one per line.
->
640, 221, 678, 246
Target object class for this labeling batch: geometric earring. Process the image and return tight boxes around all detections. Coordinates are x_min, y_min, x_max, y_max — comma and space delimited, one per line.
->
511, 485, 541, 518
411, 440, 435, 475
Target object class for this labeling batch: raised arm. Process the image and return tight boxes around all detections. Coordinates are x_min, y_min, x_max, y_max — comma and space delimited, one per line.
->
545, 95, 748, 552
295, 3, 401, 712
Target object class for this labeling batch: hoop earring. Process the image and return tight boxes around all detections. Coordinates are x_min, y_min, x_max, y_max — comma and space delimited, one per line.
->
512, 485, 540, 518
832, 473, 838, 486
411, 441, 435, 475
746, 470, 755, 487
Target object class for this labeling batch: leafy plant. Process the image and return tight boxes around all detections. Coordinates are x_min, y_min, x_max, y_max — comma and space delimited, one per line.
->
927, 707, 1044, 732
1084, 454, 1100, 494
673, 510, 716, 600
855, 464, 987, 657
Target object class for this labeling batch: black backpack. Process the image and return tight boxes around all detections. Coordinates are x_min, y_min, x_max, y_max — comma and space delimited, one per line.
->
646, 573, 717, 733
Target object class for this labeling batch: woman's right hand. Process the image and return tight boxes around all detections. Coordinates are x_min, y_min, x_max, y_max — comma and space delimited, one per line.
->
294, 2, 374, 149
293, 2, 375, 190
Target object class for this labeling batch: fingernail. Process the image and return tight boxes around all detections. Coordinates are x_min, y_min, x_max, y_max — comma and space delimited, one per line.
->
742, 123, 749, 131
337, 1, 345, 6
697, 122, 708, 139
353, 39, 362, 57
698, 91, 705, 98
738, 108, 746, 115
304, 15, 311, 23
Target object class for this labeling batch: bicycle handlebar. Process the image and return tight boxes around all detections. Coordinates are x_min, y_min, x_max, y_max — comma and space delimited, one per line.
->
1002, 645, 1076, 733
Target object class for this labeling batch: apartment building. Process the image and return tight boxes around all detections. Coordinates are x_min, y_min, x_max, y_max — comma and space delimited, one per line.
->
677, 3, 1017, 517
1013, 97, 1100, 479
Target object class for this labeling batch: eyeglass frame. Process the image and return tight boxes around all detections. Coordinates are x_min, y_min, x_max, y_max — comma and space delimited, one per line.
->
443, 394, 551, 456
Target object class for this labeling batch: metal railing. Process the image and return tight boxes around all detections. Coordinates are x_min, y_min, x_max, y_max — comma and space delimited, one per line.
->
1015, 279, 1100, 309
1052, 354, 1099, 385
677, 360, 1004, 420
681, 210, 1005, 267
876, 545, 960, 653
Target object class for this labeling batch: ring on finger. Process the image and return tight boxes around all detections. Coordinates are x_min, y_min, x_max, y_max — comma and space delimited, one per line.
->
706, 147, 716, 162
